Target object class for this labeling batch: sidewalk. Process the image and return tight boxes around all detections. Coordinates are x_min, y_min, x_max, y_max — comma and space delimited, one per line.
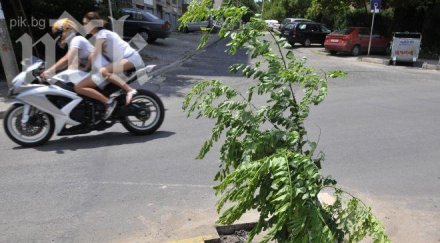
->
0, 32, 219, 119
358, 55, 440, 70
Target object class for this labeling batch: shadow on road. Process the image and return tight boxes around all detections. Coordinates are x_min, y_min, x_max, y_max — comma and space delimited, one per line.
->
152, 38, 251, 98
154, 75, 202, 98
287, 44, 324, 49
13, 131, 175, 153
147, 41, 169, 47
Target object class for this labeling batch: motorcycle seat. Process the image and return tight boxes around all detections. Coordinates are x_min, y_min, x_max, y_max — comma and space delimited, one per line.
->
124, 68, 136, 77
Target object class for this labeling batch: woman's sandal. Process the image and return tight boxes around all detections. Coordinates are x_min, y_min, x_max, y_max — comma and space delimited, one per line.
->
126, 89, 137, 105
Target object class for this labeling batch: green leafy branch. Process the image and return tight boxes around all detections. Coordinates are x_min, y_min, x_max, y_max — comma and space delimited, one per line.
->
180, 0, 390, 242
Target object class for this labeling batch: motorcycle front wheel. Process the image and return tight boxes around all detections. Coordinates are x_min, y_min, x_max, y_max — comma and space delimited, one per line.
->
4, 104, 55, 147
121, 90, 165, 135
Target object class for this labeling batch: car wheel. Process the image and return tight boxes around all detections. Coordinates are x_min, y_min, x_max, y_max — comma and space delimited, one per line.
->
329, 50, 337, 55
352, 45, 361, 56
303, 38, 311, 47
183, 27, 190, 33
147, 38, 157, 44
139, 31, 150, 42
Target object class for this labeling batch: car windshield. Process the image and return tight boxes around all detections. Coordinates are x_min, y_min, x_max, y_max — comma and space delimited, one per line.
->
321, 25, 330, 32
333, 28, 354, 35
143, 12, 160, 20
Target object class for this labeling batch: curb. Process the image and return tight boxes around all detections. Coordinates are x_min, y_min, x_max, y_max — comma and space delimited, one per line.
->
422, 62, 440, 70
358, 56, 440, 70
309, 48, 440, 71
357, 56, 390, 65
170, 222, 257, 243
169, 234, 220, 243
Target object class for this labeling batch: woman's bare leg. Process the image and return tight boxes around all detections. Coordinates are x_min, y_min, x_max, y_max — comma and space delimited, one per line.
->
100, 60, 135, 93
100, 60, 137, 103
75, 78, 109, 103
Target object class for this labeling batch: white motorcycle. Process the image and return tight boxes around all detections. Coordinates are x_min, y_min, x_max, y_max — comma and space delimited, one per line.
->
3, 61, 165, 147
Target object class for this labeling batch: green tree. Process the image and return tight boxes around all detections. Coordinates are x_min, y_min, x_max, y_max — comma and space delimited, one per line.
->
180, 0, 390, 242
306, 0, 368, 27
262, 0, 311, 20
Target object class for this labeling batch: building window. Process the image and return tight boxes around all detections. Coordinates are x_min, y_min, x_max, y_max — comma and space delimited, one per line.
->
115, 0, 132, 8
146, 7, 154, 14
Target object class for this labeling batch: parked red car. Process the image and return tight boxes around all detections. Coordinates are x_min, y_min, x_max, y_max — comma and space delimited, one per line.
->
324, 27, 391, 56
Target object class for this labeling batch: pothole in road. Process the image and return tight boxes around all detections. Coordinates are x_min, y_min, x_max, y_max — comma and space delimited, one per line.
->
215, 222, 257, 243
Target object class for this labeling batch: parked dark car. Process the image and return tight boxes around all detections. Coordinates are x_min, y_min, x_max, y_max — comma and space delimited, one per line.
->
281, 22, 331, 47
121, 8, 171, 43
324, 27, 391, 56
279, 18, 313, 33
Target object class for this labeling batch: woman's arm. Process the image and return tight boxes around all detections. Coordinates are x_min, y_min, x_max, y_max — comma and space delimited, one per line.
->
66, 47, 79, 70
82, 53, 92, 71
41, 54, 68, 79
91, 38, 105, 69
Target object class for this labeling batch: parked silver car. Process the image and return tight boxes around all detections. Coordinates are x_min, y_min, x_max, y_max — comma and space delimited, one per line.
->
181, 18, 213, 32
265, 20, 280, 31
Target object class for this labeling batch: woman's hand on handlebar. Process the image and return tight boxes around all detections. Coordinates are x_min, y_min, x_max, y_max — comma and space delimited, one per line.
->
40, 70, 54, 81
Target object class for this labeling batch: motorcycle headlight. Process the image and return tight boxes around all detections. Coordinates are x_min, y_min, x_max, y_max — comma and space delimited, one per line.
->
11, 72, 26, 86
9, 72, 26, 95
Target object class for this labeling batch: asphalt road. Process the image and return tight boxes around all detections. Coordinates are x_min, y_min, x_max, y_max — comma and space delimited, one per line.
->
1, 37, 440, 242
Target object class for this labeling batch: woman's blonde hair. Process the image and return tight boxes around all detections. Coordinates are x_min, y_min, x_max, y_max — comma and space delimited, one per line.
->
52, 18, 78, 33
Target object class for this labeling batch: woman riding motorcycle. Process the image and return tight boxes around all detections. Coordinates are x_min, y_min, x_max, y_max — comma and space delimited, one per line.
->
75, 11, 145, 119
41, 18, 94, 80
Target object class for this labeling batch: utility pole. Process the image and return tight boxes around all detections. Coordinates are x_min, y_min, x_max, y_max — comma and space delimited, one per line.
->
10, 0, 39, 57
108, 0, 113, 20
368, 0, 381, 56
108, 0, 114, 31
367, 7, 376, 56
0, 0, 19, 89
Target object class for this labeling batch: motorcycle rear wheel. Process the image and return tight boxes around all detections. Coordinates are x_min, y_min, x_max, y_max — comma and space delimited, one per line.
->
4, 104, 55, 147
121, 90, 164, 135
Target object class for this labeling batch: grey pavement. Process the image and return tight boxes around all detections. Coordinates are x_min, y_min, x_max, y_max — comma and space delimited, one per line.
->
0, 34, 440, 242
273, 44, 440, 242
